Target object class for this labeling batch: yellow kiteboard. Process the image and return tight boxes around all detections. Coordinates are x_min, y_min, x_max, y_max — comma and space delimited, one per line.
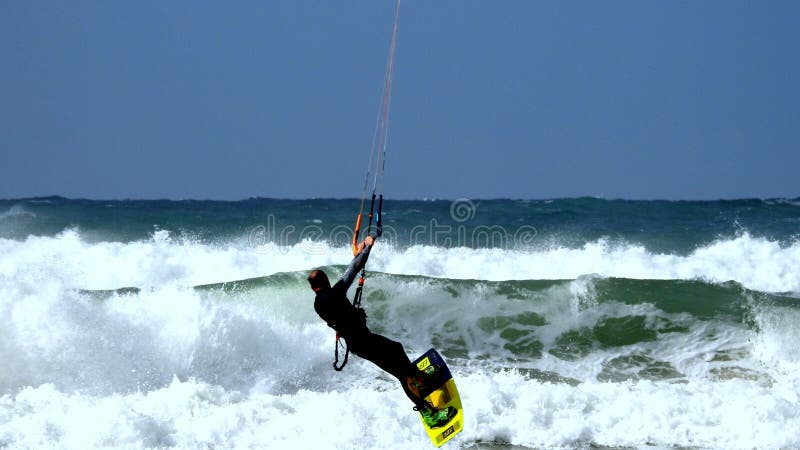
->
410, 348, 464, 447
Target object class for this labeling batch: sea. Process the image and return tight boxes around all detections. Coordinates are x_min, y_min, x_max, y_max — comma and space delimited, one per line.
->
1, 196, 799, 450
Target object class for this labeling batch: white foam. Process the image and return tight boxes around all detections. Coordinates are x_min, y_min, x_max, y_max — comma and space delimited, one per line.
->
458, 370, 800, 449
374, 234, 800, 293
0, 270, 330, 395
1, 230, 798, 293
2, 371, 799, 449
0, 229, 352, 290
751, 303, 800, 386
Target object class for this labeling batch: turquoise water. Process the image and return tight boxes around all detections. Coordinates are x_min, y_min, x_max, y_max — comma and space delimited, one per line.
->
1, 197, 799, 449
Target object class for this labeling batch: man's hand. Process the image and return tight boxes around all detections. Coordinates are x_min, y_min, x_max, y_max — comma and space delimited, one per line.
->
354, 235, 376, 254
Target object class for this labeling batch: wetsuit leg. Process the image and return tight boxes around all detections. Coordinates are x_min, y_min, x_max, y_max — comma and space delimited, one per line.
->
348, 332, 427, 408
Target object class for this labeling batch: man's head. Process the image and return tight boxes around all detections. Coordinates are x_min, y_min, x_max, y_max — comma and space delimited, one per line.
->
308, 269, 331, 293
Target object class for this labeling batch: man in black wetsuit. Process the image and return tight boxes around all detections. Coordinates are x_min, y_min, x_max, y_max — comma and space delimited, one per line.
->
308, 234, 455, 427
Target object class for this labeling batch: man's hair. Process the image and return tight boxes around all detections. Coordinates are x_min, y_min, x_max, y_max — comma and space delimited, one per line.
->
308, 269, 331, 290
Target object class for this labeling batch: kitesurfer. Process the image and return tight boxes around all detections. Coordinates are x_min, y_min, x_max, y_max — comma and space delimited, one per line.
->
308, 234, 456, 428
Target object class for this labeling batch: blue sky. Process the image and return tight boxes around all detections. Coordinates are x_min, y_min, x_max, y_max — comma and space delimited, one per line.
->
1, 1, 798, 200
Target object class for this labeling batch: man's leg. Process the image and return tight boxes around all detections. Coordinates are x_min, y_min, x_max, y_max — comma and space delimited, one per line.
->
350, 332, 458, 428
349, 332, 427, 408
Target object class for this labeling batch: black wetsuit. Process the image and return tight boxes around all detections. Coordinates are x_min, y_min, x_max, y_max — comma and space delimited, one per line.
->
314, 241, 423, 407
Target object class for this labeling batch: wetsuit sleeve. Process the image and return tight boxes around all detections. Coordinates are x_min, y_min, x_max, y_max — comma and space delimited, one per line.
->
339, 233, 377, 290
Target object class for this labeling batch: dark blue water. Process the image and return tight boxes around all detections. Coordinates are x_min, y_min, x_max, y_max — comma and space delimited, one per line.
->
2, 196, 798, 254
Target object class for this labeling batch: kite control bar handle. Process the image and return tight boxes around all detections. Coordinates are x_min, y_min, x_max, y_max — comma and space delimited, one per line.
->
351, 194, 383, 255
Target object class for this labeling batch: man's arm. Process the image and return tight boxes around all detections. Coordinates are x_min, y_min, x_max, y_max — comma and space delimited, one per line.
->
339, 234, 376, 290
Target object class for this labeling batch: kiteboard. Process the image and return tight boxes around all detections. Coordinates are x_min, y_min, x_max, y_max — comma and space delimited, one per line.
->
410, 348, 464, 447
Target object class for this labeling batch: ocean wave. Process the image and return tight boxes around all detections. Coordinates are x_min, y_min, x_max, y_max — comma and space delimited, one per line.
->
2, 197, 799, 449
376, 234, 800, 293
0, 203, 36, 220
4, 168, 800, 447
2, 229, 797, 293
0, 228, 350, 290
3, 251, 800, 448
